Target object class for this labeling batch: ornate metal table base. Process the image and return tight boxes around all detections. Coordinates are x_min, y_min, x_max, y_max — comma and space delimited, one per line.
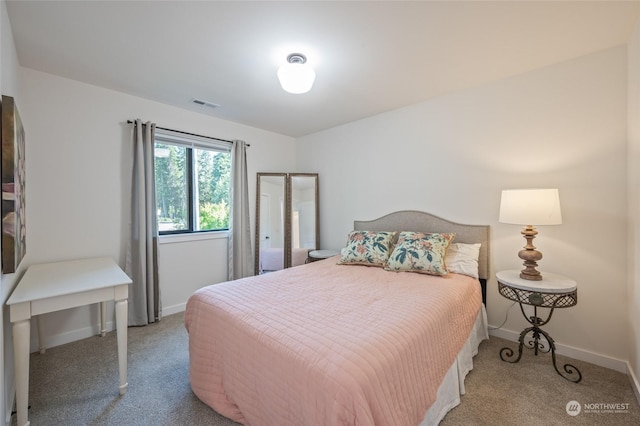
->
498, 281, 582, 383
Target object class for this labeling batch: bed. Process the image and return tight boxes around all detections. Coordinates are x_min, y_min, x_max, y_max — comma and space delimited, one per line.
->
185, 211, 490, 425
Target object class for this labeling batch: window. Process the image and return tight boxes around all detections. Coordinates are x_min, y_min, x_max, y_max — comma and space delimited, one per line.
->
154, 129, 231, 234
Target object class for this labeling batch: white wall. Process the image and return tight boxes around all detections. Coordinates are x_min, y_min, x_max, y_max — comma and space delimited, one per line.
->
0, 0, 24, 423
297, 46, 629, 369
628, 17, 640, 400
0, 66, 295, 425
17, 67, 296, 336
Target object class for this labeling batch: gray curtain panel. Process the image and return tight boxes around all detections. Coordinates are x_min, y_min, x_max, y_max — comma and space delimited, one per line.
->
228, 140, 254, 280
126, 119, 161, 326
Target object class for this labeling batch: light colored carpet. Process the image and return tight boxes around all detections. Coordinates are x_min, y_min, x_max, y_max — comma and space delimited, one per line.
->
11, 312, 640, 425
440, 336, 640, 426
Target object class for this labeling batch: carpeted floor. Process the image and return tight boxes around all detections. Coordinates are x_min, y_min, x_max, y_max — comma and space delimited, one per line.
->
10, 312, 640, 425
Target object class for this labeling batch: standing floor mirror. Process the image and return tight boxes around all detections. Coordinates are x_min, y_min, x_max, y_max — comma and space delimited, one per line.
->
255, 173, 319, 275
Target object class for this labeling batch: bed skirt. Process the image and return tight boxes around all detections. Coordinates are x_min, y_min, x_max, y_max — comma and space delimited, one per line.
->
420, 305, 489, 425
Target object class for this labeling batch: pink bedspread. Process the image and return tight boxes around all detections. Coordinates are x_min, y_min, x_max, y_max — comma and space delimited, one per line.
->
185, 257, 482, 425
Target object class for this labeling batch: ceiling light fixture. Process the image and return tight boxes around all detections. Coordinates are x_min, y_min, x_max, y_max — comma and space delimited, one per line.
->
277, 53, 316, 94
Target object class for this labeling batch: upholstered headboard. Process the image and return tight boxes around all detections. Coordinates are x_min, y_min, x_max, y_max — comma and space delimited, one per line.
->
354, 211, 490, 303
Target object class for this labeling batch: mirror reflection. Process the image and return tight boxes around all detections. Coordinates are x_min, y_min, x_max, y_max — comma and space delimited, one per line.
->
290, 175, 317, 265
256, 174, 286, 274
255, 173, 319, 275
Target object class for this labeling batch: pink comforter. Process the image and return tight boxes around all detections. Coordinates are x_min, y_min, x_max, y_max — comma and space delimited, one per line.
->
185, 257, 482, 426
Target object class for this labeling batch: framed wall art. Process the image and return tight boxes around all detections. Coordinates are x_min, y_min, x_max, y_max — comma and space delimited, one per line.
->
1, 95, 26, 274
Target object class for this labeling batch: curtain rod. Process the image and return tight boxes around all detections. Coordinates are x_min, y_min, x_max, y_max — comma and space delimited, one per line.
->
127, 120, 249, 146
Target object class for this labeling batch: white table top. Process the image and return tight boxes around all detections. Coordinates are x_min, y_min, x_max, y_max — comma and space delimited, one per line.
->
496, 269, 577, 293
7, 257, 132, 305
309, 249, 340, 258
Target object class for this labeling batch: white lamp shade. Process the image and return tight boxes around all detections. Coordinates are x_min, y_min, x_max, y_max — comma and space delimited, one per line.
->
499, 188, 562, 225
277, 62, 316, 94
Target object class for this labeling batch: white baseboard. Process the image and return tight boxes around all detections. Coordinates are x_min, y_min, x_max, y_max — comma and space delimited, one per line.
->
628, 362, 640, 405
31, 303, 187, 352
162, 303, 186, 317
489, 328, 628, 374
34, 322, 111, 352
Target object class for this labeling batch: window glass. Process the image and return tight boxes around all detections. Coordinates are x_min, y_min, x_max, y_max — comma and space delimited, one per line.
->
155, 143, 188, 232
154, 133, 231, 234
195, 148, 230, 231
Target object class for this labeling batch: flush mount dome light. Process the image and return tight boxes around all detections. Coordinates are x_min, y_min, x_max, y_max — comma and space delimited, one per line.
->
277, 53, 316, 94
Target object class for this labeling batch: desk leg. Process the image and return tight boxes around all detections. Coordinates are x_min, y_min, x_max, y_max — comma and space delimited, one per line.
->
100, 301, 107, 337
36, 316, 45, 354
13, 319, 31, 426
115, 298, 128, 395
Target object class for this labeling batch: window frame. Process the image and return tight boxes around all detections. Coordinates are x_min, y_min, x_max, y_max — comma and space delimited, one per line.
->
154, 128, 232, 236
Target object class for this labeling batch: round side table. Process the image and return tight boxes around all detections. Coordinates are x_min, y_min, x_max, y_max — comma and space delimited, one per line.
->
306, 249, 340, 263
496, 269, 582, 383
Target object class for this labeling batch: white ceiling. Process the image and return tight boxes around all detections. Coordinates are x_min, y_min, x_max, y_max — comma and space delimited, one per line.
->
6, 1, 640, 137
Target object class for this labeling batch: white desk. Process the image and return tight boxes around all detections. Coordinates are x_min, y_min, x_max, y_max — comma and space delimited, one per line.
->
7, 257, 132, 426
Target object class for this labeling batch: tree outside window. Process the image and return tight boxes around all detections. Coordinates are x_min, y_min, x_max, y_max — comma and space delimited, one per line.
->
154, 140, 230, 234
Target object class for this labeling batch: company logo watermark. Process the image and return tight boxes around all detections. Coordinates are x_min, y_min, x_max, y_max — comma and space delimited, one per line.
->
566, 401, 581, 416
566, 400, 630, 416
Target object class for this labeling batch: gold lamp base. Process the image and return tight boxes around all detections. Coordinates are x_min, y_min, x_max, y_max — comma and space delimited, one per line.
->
519, 225, 543, 281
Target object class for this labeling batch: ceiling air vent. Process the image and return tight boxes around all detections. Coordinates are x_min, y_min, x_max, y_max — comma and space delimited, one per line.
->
191, 98, 220, 109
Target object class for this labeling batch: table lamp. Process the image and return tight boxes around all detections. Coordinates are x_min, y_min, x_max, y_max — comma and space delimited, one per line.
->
499, 188, 562, 281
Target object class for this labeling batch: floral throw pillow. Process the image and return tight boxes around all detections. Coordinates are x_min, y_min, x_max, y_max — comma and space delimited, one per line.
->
384, 232, 455, 276
337, 231, 396, 267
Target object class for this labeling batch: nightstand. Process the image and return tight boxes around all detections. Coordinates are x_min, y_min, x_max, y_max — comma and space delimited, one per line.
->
496, 269, 582, 383
306, 249, 340, 263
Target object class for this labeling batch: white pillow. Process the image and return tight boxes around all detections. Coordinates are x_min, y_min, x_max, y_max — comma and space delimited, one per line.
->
445, 243, 481, 279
